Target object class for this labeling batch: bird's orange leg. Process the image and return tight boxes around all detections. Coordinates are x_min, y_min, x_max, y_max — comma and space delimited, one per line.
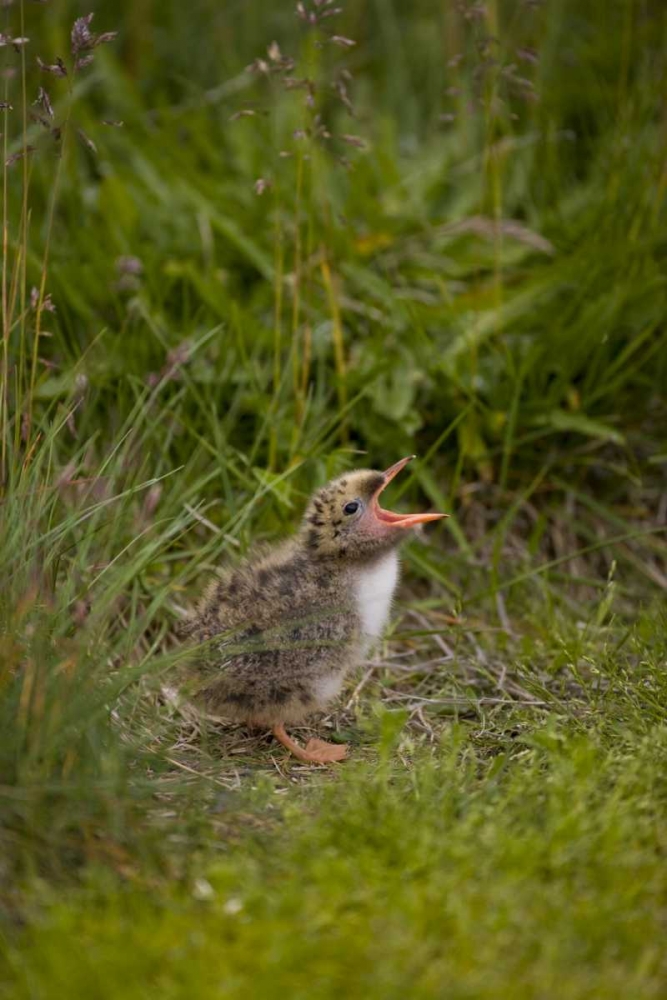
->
272, 724, 347, 764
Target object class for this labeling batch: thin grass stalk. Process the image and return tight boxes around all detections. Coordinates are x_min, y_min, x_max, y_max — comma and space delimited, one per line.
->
484, 0, 504, 322
267, 57, 285, 471
1, 75, 9, 485
299, 164, 316, 419
320, 255, 347, 439
27, 62, 78, 446
297, 31, 322, 425
290, 149, 304, 432
0, 1, 25, 484
18, 0, 29, 451
269, 186, 284, 469
299, 321, 312, 415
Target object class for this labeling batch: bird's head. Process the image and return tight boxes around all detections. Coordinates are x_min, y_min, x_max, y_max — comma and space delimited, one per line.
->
300, 456, 447, 561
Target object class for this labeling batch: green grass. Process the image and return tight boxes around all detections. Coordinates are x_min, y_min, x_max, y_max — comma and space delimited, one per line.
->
5, 701, 667, 998
1, 0, 667, 995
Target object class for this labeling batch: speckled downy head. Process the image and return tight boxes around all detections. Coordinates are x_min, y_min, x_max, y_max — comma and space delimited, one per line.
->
301, 456, 447, 561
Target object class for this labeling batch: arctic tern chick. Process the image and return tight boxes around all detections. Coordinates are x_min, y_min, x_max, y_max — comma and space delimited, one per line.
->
184, 456, 446, 763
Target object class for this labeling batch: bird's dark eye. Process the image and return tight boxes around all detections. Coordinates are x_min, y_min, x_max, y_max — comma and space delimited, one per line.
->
343, 500, 360, 516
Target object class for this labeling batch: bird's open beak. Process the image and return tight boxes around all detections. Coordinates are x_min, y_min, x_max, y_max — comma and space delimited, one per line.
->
372, 455, 448, 528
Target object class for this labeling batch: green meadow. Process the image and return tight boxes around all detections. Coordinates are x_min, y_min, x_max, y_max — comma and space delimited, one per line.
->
1, 1, 666, 996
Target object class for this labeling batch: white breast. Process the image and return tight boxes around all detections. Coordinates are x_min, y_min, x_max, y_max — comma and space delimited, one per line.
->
353, 550, 400, 648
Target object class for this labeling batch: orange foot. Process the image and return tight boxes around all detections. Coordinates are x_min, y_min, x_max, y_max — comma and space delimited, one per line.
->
272, 724, 348, 764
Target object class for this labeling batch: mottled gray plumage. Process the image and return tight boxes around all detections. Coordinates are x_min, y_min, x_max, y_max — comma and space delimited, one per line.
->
184, 539, 358, 727
183, 458, 445, 762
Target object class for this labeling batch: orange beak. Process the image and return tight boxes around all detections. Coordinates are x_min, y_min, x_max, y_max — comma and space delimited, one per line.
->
372, 455, 448, 528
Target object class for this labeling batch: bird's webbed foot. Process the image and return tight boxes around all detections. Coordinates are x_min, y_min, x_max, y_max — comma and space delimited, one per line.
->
272, 724, 348, 764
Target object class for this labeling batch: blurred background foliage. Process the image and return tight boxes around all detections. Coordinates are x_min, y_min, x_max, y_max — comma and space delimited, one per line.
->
3, 0, 666, 508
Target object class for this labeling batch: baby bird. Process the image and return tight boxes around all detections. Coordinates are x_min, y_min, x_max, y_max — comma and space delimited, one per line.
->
184, 456, 446, 764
